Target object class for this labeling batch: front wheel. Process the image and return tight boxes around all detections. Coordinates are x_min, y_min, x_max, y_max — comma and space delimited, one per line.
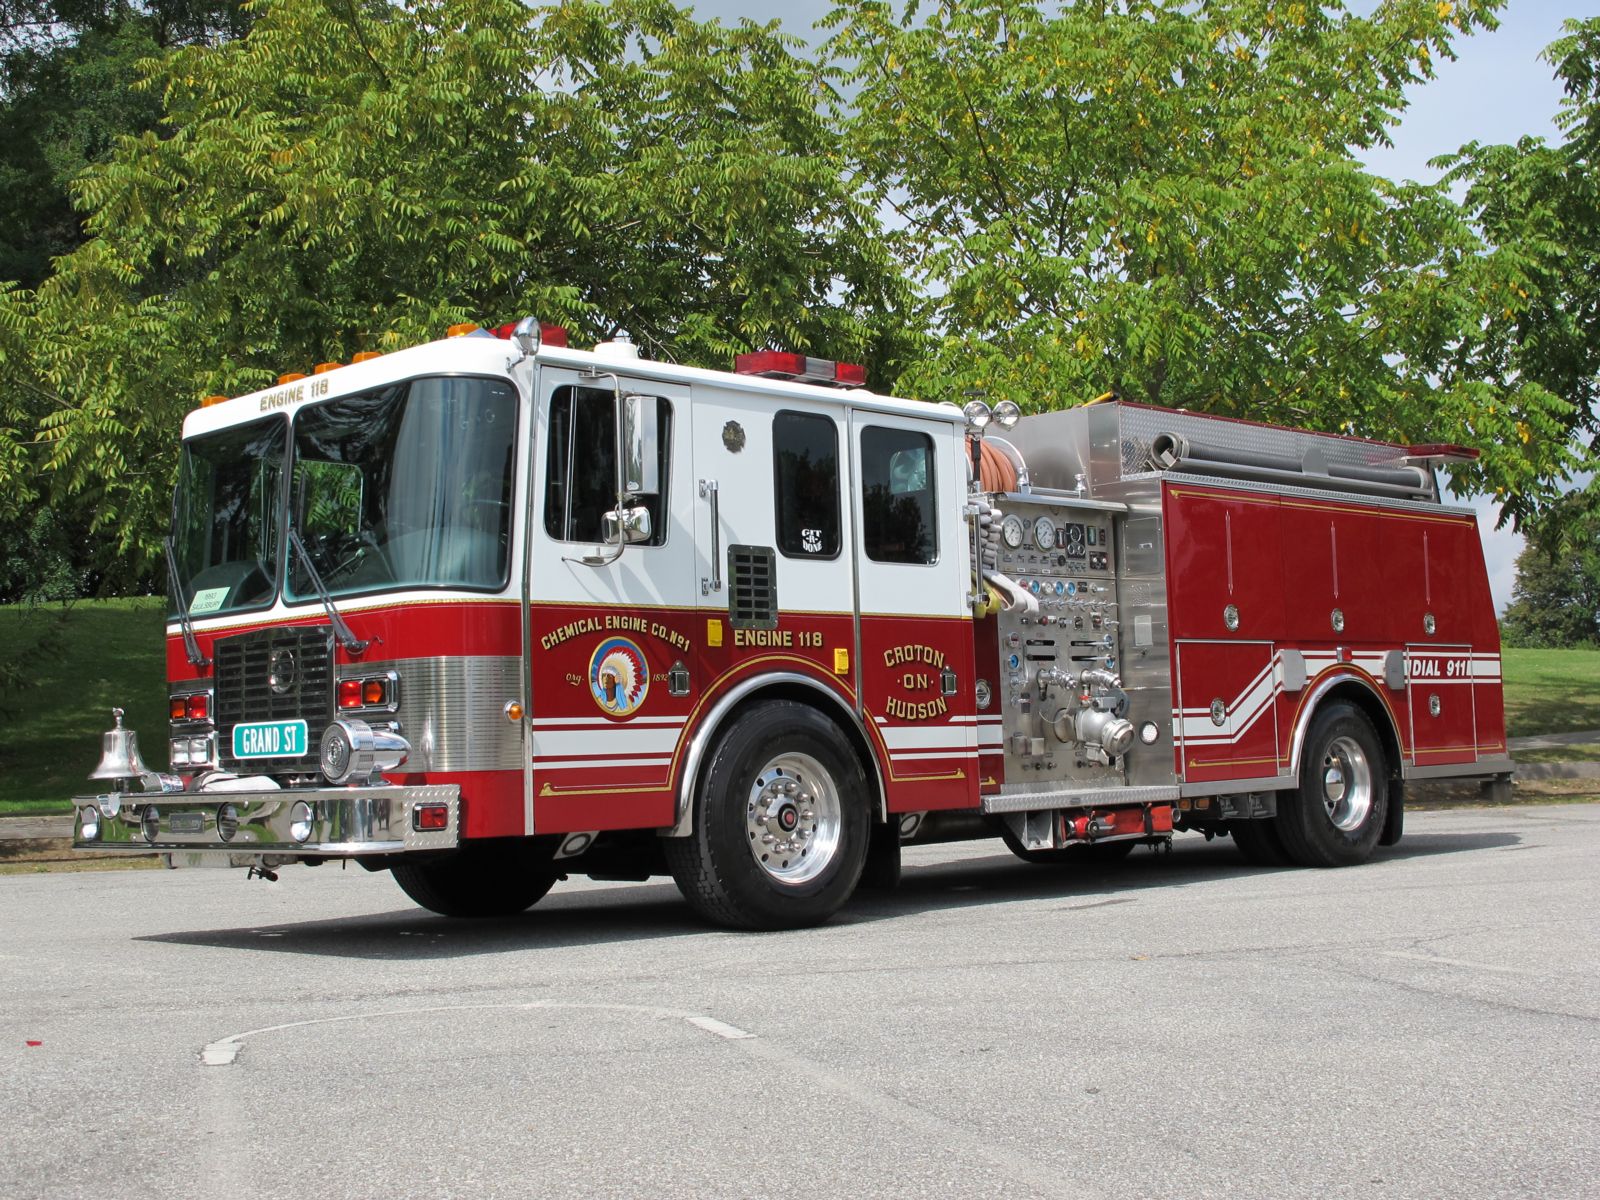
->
665, 700, 870, 930
1275, 703, 1388, 867
392, 838, 559, 917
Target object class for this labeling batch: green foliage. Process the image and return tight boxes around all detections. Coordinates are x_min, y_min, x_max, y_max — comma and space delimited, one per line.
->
1440, 17, 1600, 532
1499, 494, 1600, 649
0, 0, 912, 567
0, 0, 251, 594
823, 0, 1574, 517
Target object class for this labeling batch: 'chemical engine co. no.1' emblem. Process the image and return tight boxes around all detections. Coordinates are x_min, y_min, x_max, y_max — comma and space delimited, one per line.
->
589, 636, 649, 717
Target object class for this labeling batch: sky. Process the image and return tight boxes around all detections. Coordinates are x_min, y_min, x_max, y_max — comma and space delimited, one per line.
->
691, 0, 1597, 612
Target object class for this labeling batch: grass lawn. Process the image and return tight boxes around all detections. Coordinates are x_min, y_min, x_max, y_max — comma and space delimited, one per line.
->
1501, 647, 1600, 738
0, 598, 169, 814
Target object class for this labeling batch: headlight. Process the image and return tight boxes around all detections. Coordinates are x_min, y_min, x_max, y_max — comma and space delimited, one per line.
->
141, 806, 160, 842
216, 803, 239, 842
80, 806, 100, 841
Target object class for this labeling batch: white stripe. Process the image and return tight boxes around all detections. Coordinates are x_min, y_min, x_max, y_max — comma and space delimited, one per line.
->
534, 757, 672, 771
891, 750, 980, 762
878, 726, 979, 750
531, 715, 685, 728
531, 728, 682, 756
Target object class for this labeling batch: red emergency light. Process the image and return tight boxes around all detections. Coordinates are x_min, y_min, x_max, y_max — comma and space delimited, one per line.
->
734, 351, 866, 388
489, 322, 569, 347
1405, 444, 1481, 464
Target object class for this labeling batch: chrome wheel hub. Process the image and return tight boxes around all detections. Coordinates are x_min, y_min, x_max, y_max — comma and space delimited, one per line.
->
746, 752, 841, 885
1319, 735, 1373, 832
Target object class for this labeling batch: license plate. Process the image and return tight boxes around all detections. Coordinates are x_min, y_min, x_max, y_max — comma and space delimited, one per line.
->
232, 720, 309, 759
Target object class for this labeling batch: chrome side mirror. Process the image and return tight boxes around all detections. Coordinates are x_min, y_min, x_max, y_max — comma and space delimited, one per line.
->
619, 393, 659, 496
603, 506, 653, 545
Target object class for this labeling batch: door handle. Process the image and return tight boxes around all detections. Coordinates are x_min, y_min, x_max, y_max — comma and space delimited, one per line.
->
699, 479, 721, 594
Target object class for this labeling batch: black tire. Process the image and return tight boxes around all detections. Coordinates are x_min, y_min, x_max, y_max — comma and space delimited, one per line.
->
392, 838, 558, 917
1275, 702, 1388, 867
857, 822, 903, 891
999, 825, 1138, 865
1227, 818, 1292, 866
664, 700, 870, 930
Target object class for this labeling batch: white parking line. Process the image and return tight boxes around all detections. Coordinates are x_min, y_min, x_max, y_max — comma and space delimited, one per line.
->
199, 1000, 757, 1066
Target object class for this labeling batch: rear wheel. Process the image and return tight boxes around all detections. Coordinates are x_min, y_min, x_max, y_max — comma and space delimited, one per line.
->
1227, 818, 1291, 866
665, 701, 870, 930
1276, 702, 1388, 867
392, 838, 559, 917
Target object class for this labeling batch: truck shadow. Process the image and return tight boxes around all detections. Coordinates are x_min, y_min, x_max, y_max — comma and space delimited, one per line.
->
135, 826, 1521, 961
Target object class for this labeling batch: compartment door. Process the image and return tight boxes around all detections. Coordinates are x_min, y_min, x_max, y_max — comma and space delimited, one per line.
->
1406, 644, 1478, 767
1174, 640, 1281, 784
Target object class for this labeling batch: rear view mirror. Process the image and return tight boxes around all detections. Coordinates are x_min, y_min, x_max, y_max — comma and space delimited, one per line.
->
619, 393, 659, 496
603, 506, 653, 545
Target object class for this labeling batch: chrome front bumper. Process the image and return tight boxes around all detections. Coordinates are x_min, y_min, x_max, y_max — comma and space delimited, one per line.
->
72, 784, 459, 867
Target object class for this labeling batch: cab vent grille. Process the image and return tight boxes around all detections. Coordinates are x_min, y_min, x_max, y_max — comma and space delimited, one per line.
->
728, 545, 777, 630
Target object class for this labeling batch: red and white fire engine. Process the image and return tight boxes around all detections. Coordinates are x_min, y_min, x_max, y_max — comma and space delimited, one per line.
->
74, 319, 1513, 928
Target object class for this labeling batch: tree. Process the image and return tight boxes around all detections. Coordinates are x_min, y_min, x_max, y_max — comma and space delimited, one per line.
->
0, 0, 253, 595
1441, 17, 1600, 536
822, 0, 1575, 517
0, 0, 913, 570
1499, 495, 1600, 648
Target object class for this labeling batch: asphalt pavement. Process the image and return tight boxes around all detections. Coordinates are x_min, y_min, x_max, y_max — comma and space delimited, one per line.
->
2, 803, 1596, 1199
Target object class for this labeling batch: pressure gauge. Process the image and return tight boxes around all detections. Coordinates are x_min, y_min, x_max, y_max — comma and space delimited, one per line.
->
1001, 515, 1026, 549
1032, 517, 1057, 550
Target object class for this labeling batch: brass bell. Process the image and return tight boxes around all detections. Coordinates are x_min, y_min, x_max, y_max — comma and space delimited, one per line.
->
90, 707, 151, 782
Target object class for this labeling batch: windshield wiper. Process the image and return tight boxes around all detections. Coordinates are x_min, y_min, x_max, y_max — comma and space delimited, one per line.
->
287, 527, 370, 655
163, 536, 211, 668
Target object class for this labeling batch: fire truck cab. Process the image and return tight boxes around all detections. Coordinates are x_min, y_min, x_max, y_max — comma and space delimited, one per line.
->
73, 321, 1513, 929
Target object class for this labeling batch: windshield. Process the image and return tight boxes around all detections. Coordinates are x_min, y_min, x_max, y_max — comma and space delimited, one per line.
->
171, 415, 286, 619
288, 376, 518, 599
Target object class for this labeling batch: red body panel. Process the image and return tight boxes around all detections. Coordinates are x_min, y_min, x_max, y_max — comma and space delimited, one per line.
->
1163, 482, 1505, 783
857, 614, 980, 813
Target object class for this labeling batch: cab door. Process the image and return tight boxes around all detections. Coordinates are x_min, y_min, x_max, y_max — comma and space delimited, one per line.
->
525, 366, 696, 834
849, 413, 978, 811
689, 388, 856, 723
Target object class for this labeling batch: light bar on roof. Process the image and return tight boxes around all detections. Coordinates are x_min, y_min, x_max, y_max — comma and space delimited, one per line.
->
734, 351, 865, 388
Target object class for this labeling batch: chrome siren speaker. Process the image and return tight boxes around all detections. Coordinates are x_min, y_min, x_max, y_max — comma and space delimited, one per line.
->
319, 718, 409, 785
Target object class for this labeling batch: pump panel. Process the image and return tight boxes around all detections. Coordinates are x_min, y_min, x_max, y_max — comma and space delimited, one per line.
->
991, 498, 1129, 787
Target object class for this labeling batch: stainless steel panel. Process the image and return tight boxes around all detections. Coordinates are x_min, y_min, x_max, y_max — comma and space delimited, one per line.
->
339, 656, 523, 771
982, 783, 1179, 814
1403, 758, 1515, 781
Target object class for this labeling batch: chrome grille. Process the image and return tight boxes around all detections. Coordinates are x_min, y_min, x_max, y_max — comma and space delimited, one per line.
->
214, 625, 334, 769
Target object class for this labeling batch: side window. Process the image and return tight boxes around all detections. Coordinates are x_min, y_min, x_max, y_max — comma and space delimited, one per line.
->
773, 410, 840, 559
543, 385, 671, 545
861, 426, 937, 565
